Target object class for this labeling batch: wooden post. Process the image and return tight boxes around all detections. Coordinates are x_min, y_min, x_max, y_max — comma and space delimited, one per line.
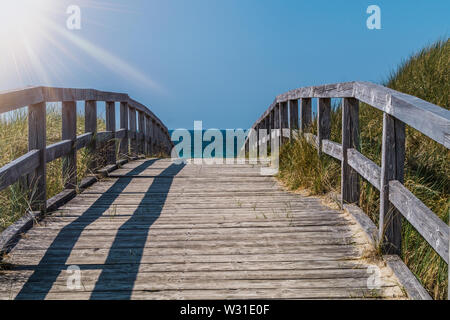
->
280, 101, 289, 145
151, 119, 157, 154
28, 102, 47, 211
289, 99, 299, 141
129, 107, 137, 157
119, 101, 129, 158
274, 104, 280, 146
341, 98, 360, 206
105, 101, 116, 165
62, 101, 77, 189
145, 116, 152, 156
317, 98, 331, 155
269, 111, 274, 152
85, 100, 97, 171
138, 111, 145, 155
300, 98, 312, 133
379, 113, 405, 255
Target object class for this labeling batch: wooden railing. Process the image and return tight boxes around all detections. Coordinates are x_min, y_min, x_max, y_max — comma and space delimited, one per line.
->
0, 86, 173, 212
245, 81, 449, 270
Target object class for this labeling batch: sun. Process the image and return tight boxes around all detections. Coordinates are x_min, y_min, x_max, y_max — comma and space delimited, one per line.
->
0, 0, 53, 43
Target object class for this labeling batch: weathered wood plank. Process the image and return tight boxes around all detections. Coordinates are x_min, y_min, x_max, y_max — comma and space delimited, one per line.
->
317, 98, 331, 153
85, 100, 97, 170
46, 140, 72, 163
300, 98, 312, 132
321, 139, 343, 161
105, 101, 116, 165
347, 148, 381, 190
28, 102, 47, 211
379, 113, 404, 255
389, 180, 449, 263
62, 101, 77, 189
119, 101, 129, 158
384, 255, 432, 300
341, 98, 360, 205
0, 150, 40, 192
75, 133, 93, 150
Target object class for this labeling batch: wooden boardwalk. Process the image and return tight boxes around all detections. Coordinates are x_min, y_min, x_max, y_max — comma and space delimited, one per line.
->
0, 158, 405, 300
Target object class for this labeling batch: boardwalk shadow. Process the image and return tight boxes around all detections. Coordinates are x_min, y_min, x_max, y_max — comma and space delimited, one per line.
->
15, 159, 177, 300
90, 162, 185, 299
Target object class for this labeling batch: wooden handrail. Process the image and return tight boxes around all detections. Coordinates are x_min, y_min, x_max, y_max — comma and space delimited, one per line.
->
0, 86, 173, 210
246, 81, 449, 267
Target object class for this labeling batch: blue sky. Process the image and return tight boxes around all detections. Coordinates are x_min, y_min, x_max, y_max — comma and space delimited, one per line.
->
0, 0, 448, 129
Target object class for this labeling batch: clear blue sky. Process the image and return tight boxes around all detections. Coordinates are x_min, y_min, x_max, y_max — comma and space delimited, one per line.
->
0, 0, 448, 129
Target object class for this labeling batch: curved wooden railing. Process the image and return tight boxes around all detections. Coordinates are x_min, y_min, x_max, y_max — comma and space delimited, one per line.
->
245, 81, 449, 291
0, 86, 173, 212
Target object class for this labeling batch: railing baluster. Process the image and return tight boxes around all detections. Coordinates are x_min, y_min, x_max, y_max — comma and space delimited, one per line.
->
145, 116, 151, 156
341, 98, 360, 205
28, 102, 47, 211
289, 99, 299, 141
119, 101, 129, 159
300, 98, 312, 133
85, 100, 97, 170
105, 101, 116, 164
280, 101, 289, 145
129, 107, 137, 157
317, 98, 331, 155
62, 101, 77, 189
274, 103, 280, 146
138, 111, 145, 155
380, 113, 405, 254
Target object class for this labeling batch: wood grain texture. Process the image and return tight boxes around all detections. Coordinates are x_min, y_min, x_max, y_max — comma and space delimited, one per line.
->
62, 101, 77, 189
389, 181, 449, 263
28, 102, 47, 211
119, 102, 129, 158
300, 98, 312, 133
317, 98, 331, 153
341, 98, 360, 206
85, 100, 97, 171
0, 150, 40, 192
0, 159, 406, 300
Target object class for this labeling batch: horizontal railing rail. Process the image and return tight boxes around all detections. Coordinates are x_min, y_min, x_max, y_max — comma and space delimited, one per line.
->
245, 81, 449, 275
0, 86, 173, 212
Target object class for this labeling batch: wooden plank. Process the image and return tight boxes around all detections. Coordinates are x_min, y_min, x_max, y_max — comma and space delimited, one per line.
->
317, 98, 331, 154
129, 107, 137, 156
75, 133, 93, 150
300, 98, 312, 133
62, 101, 77, 189
119, 102, 129, 158
341, 98, 360, 206
354, 81, 450, 148
105, 101, 116, 165
384, 255, 432, 300
145, 116, 152, 155
28, 102, 47, 211
347, 148, 381, 190
0, 150, 40, 192
389, 180, 449, 263
46, 140, 72, 163
280, 101, 289, 145
321, 139, 343, 161
379, 113, 404, 255
288, 99, 299, 137
85, 100, 97, 170
138, 111, 145, 155
344, 204, 379, 246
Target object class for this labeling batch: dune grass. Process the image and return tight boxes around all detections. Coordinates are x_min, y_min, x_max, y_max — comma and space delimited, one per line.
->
0, 104, 107, 231
279, 38, 449, 299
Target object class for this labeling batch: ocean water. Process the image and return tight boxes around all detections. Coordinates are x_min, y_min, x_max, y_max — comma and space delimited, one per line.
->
169, 130, 246, 159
